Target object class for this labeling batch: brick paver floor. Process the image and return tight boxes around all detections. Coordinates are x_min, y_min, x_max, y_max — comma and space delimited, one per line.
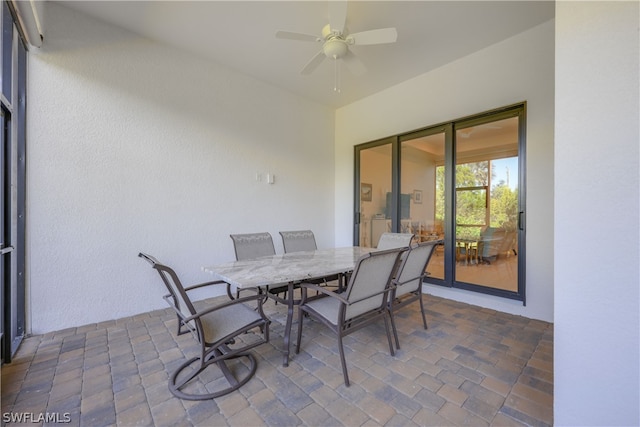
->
1, 294, 553, 426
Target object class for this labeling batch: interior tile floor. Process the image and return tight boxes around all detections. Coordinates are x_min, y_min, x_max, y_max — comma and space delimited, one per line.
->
2, 294, 553, 426
428, 252, 519, 293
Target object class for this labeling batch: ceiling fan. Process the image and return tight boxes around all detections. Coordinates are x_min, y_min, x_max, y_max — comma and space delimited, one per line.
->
275, 0, 397, 92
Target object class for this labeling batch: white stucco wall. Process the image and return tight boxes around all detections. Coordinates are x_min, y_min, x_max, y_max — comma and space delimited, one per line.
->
335, 20, 555, 322
26, 3, 335, 334
555, 1, 640, 425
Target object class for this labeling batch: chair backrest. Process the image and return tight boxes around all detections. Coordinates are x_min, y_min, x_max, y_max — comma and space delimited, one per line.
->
480, 227, 505, 258
279, 230, 317, 253
343, 247, 406, 320
138, 253, 198, 331
377, 232, 415, 249
393, 240, 440, 297
230, 232, 276, 261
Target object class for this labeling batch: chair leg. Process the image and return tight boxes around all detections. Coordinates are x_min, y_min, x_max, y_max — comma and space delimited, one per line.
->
389, 306, 401, 350
418, 294, 428, 329
337, 333, 350, 387
225, 283, 237, 300
382, 314, 396, 357
169, 351, 258, 400
176, 315, 184, 335
295, 307, 305, 354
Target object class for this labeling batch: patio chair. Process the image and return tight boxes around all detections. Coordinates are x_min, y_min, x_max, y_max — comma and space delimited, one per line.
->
230, 232, 276, 260
138, 252, 270, 400
229, 232, 287, 301
377, 232, 415, 249
279, 229, 317, 253
456, 239, 479, 265
388, 240, 441, 349
280, 230, 342, 290
295, 246, 406, 386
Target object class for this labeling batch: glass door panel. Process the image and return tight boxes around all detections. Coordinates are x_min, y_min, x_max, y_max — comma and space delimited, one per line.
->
454, 117, 519, 292
358, 142, 392, 248
401, 130, 445, 279
355, 104, 525, 302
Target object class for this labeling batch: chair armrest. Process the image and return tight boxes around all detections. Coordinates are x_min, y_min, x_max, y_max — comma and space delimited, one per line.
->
180, 292, 268, 323
185, 280, 260, 301
393, 275, 424, 287
299, 282, 349, 304
183, 280, 228, 292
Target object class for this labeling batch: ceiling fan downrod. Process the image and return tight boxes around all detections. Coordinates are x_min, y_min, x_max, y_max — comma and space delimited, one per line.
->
333, 56, 341, 93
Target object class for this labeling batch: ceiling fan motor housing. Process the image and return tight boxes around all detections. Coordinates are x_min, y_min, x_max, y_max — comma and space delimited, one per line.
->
323, 38, 348, 59
321, 24, 348, 59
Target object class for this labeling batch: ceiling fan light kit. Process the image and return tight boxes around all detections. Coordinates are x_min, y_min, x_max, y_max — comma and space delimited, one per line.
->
275, 0, 397, 92
323, 38, 348, 59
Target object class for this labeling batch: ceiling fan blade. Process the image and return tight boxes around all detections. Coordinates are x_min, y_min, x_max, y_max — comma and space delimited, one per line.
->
276, 31, 321, 42
328, 0, 347, 34
301, 50, 326, 75
348, 27, 398, 45
342, 50, 367, 76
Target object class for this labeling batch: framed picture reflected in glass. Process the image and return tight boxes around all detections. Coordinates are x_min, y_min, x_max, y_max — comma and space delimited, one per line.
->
413, 190, 422, 204
361, 183, 372, 202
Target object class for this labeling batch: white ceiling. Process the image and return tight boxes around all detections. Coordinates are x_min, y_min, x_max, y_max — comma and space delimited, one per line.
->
56, 1, 554, 109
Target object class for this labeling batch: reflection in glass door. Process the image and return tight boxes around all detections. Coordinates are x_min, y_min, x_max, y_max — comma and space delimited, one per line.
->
453, 117, 520, 293
356, 140, 392, 248
400, 129, 446, 280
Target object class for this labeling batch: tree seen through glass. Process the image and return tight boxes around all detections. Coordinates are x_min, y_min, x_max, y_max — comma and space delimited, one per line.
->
436, 158, 518, 239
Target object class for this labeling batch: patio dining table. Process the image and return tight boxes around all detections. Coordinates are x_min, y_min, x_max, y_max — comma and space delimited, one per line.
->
203, 246, 375, 366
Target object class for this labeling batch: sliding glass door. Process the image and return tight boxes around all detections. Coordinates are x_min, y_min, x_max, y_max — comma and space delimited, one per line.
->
1, 5, 27, 362
399, 127, 448, 280
453, 115, 521, 293
356, 138, 393, 248
355, 104, 526, 302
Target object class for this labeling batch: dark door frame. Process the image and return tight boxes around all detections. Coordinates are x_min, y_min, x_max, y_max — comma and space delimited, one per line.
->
354, 103, 527, 303
1, 2, 27, 363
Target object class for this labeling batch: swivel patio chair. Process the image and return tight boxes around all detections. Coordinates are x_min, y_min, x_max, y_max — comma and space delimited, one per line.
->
377, 232, 415, 249
388, 240, 441, 349
295, 246, 406, 386
138, 252, 270, 400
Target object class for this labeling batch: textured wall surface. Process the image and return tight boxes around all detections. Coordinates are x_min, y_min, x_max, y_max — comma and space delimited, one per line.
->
554, 1, 639, 425
27, 3, 335, 334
